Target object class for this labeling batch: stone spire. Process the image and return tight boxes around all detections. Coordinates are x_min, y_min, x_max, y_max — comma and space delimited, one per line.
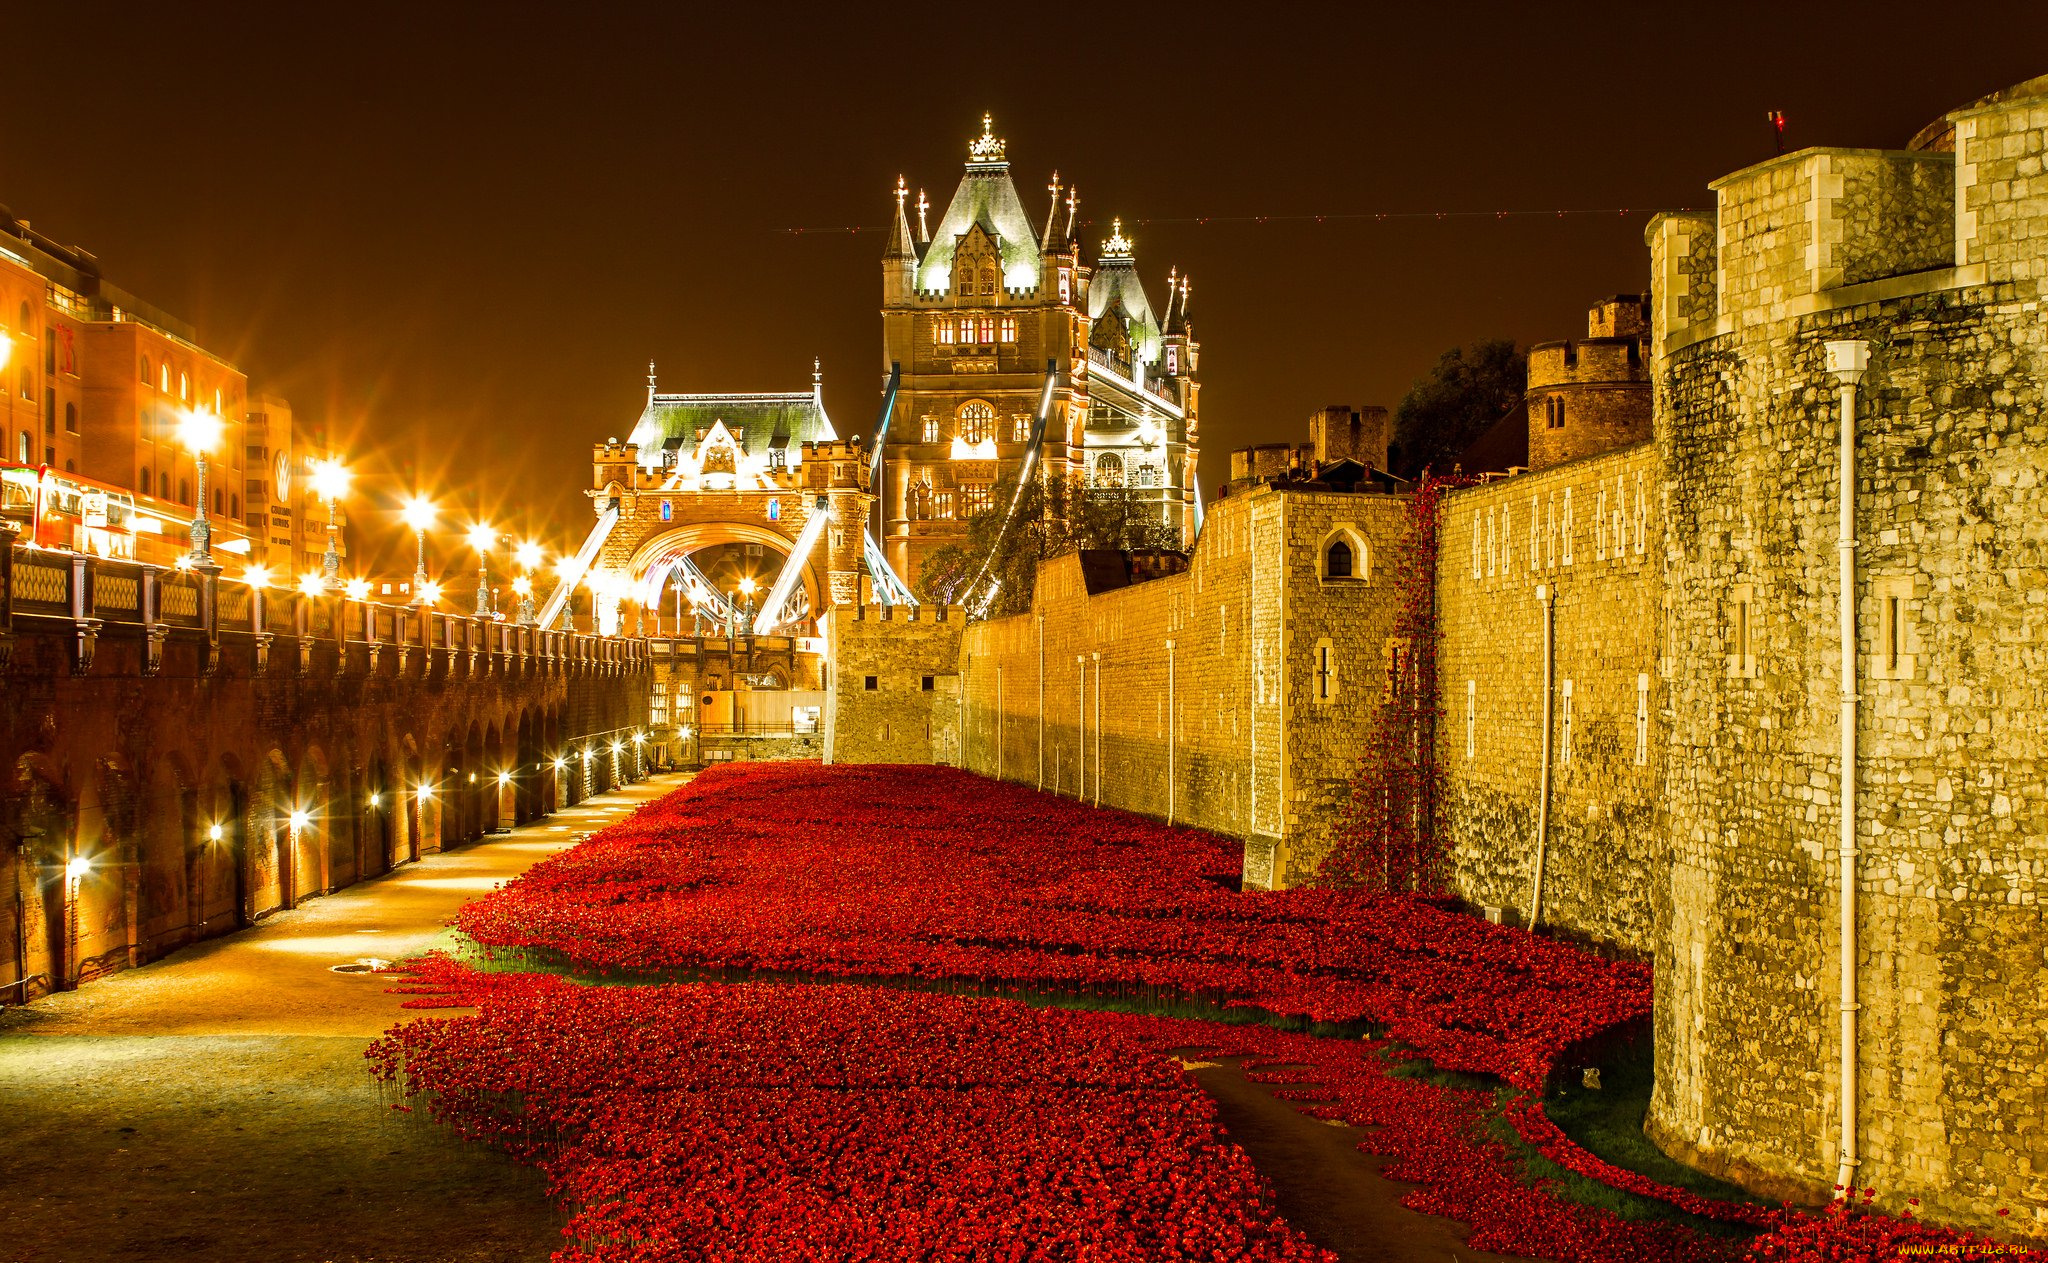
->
884, 176, 916, 261
1042, 171, 1063, 250
646, 359, 657, 406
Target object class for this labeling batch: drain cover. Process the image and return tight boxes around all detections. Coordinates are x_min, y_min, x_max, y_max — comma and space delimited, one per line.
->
329, 958, 393, 974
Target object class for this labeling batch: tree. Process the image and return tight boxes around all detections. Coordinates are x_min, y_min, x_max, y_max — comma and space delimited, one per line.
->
916, 474, 1180, 618
1390, 339, 1526, 479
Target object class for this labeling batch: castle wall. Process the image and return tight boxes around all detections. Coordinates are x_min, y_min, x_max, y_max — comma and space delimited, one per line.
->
1435, 443, 1663, 954
955, 487, 1410, 889
823, 604, 965, 766
1645, 97, 2047, 1232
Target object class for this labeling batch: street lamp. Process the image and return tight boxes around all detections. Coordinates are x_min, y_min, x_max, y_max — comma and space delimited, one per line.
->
297, 572, 325, 599
515, 541, 544, 624
310, 459, 351, 584
344, 578, 372, 602
737, 576, 758, 634
418, 579, 443, 606
177, 407, 225, 569
401, 496, 437, 604
467, 523, 497, 619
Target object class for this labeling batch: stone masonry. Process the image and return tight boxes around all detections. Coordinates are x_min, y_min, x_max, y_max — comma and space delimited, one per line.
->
823, 603, 966, 767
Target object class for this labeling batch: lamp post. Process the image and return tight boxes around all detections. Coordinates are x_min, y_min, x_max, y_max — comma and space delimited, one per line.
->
177, 407, 225, 570
515, 542, 543, 624
310, 459, 351, 585
401, 496, 436, 605
468, 523, 496, 619
738, 576, 757, 634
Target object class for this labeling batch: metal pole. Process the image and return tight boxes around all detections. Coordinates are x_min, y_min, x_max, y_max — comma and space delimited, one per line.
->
190, 451, 211, 565
1075, 654, 1086, 799
1529, 584, 1555, 927
322, 494, 341, 582
1092, 650, 1102, 808
413, 528, 428, 604
1167, 638, 1176, 825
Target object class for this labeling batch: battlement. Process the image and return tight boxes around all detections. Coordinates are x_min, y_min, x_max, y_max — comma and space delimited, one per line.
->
1526, 336, 1647, 388
594, 439, 640, 462
849, 601, 963, 623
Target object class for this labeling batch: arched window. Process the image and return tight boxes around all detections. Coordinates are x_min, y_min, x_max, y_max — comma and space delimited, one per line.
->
16, 300, 29, 331
159, 363, 170, 392
1545, 395, 1566, 429
1011, 414, 1030, 443
1134, 463, 1160, 488
140, 465, 151, 492
936, 320, 955, 346
957, 317, 973, 344
14, 433, 27, 463
178, 372, 189, 402
999, 316, 1017, 343
64, 402, 76, 434
976, 317, 994, 345
1326, 539, 1354, 578
979, 267, 996, 295
159, 472, 171, 499
141, 355, 153, 386
230, 493, 240, 518
921, 415, 940, 444
178, 477, 190, 505
212, 487, 223, 514
63, 459, 75, 473
1093, 452, 1124, 489
909, 481, 932, 521
957, 401, 995, 444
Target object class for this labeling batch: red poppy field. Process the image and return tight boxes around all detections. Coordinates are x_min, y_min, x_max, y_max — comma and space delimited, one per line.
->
372, 763, 2036, 1263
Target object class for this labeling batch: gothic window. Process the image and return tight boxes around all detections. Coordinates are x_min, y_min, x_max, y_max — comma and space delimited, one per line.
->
958, 401, 995, 443
958, 317, 973, 344
141, 355, 152, 387
1058, 269, 1071, 303
961, 483, 992, 515
1093, 452, 1124, 489
140, 465, 151, 493
937, 320, 955, 346
17, 432, 29, 462
1325, 539, 1353, 579
910, 481, 932, 521
1011, 414, 1030, 443
1545, 395, 1565, 429
976, 317, 994, 345
1133, 463, 1159, 488
999, 316, 1017, 343
159, 472, 170, 499
159, 363, 170, 392
934, 489, 955, 519
979, 267, 996, 295
178, 372, 189, 402
921, 415, 940, 444
15, 300, 27, 332
178, 477, 190, 505
1166, 344, 1179, 375
17, 367, 30, 402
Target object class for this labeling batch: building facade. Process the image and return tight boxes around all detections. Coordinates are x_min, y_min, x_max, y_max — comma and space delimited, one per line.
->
1, 209, 257, 564
880, 118, 1200, 590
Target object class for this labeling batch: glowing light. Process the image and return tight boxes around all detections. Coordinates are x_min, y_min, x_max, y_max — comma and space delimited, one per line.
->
466, 523, 496, 552
66, 856, 90, 879
1136, 418, 1162, 447
511, 576, 532, 596
174, 555, 195, 572
515, 541, 545, 570
309, 459, 351, 503
950, 436, 998, 460
609, 741, 623, 755
419, 580, 443, 605
242, 565, 273, 589
0, 333, 10, 372
552, 758, 566, 771
177, 407, 224, 454
467, 772, 477, 783
344, 578, 372, 602
367, 793, 381, 808
298, 572, 326, 598
632, 732, 645, 744
497, 771, 510, 785
400, 496, 437, 532
288, 810, 310, 831
207, 824, 224, 842
738, 576, 757, 596
419, 785, 434, 800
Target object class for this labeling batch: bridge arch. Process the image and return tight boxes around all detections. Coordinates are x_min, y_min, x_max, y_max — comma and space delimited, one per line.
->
622, 522, 826, 630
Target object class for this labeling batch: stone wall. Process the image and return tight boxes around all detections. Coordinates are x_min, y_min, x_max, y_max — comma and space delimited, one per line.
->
1645, 87, 2048, 1233
1435, 442, 1662, 953
955, 486, 1410, 888
0, 545, 652, 1001
822, 604, 966, 766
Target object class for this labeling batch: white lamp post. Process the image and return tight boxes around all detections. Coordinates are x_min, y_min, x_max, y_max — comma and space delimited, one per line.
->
401, 496, 436, 604
177, 407, 225, 569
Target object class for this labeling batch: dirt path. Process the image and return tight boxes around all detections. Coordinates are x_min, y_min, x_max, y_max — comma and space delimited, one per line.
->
0, 775, 681, 1263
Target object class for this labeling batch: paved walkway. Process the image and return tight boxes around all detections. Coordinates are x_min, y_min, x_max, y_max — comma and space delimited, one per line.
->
0, 774, 683, 1263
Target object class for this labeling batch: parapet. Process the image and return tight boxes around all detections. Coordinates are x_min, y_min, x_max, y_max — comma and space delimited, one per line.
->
845, 602, 963, 624
1526, 337, 1647, 389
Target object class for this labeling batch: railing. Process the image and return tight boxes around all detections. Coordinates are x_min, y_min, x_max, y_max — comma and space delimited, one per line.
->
1085, 346, 1183, 412
696, 722, 821, 738
0, 534, 653, 679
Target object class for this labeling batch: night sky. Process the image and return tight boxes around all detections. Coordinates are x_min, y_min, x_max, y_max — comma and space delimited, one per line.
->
4, 3, 2044, 570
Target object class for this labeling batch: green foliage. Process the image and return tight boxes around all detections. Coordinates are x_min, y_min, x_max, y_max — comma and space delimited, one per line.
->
915, 474, 1180, 618
1391, 339, 1527, 479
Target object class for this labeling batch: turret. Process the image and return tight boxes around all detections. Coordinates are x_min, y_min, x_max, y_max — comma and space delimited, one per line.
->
882, 176, 919, 307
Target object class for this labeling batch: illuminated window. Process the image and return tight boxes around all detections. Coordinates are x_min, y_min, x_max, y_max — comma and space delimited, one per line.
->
979, 267, 996, 295
976, 317, 994, 345
1165, 344, 1179, 375
921, 415, 940, 444
934, 489, 955, 519
650, 684, 669, 726
179, 372, 189, 402
1058, 269, 1071, 303
1011, 414, 1030, 442
936, 320, 955, 346
958, 401, 994, 443
961, 483, 992, 515
1093, 452, 1124, 489
159, 363, 170, 392
18, 367, 31, 402
1134, 463, 1159, 488
958, 317, 973, 344
15, 433, 27, 462
999, 316, 1017, 343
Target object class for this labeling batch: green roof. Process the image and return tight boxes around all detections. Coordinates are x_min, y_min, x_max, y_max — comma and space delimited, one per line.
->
627, 391, 836, 466
914, 164, 1044, 294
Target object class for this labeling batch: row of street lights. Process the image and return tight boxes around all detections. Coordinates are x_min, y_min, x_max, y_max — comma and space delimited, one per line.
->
168, 405, 559, 619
